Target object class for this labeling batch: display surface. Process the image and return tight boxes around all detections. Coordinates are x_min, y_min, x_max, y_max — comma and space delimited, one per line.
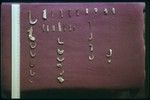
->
1, 3, 145, 93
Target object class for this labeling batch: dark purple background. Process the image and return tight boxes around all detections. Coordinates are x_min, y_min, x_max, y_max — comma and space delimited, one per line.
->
1, 3, 145, 92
